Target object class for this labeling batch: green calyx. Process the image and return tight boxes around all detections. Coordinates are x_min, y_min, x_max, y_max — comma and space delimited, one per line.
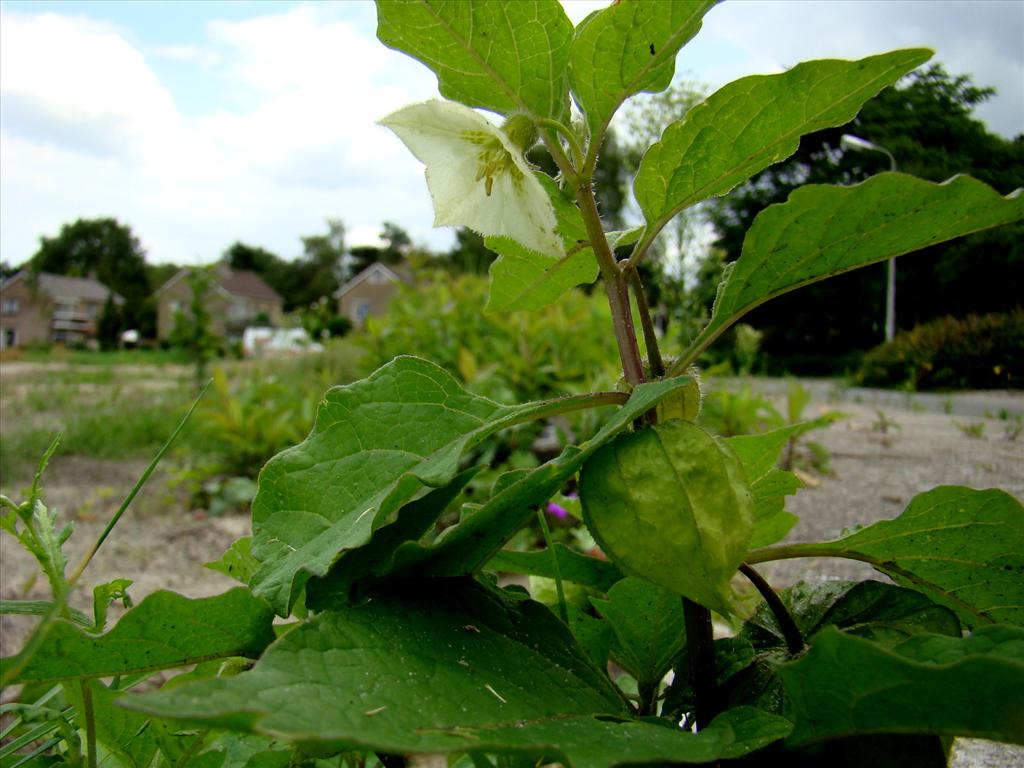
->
501, 113, 539, 153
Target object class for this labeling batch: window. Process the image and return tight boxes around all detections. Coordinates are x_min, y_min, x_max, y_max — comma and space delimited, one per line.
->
354, 299, 372, 324
2, 328, 15, 348
1, 298, 20, 315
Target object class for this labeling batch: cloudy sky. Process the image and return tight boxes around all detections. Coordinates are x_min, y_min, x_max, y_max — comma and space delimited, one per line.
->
2, 0, 1021, 268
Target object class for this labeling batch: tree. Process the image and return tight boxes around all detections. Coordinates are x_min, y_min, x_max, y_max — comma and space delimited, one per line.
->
29, 218, 151, 332
704, 64, 1024, 371
96, 294, 123, 351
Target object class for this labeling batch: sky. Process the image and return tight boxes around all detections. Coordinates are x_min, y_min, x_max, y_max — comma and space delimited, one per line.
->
1, 0, 1022, 268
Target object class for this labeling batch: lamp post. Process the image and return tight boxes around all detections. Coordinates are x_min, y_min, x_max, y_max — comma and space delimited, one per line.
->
840, 133, 898, 342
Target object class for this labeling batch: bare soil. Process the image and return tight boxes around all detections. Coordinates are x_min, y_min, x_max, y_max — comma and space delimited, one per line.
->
1, 387, 1021, 765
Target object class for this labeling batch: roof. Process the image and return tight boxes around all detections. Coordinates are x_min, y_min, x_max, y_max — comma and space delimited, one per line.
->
155, 265, 282, 303
1, 270, 124, 304
333, 262, 411, 299
216, 265, 282, 302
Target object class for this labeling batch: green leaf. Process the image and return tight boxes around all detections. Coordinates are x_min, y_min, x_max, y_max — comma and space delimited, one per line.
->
251, 356, 621, 615
128, 579, 623, 752
726, 426, 805, 548
635, 49, 931, 229
487, 544, 623, 593
129, 579, 789, 764
779, 624, 1024, 747
755, 486, 1024, 628
205, 537, 259, 585
466, 706, 792, 767
486, 174, 597, 313
1, 588, 275, 683
66, 682, 160, 768
305, 467, 480, 608
591, 577, 685, 687
670, 581, 962, 722
391, 374, 698, 579
92, 577, 133, 633
569, 0, 715, 137
580, 421, 753, 615
375, 0, 573, 122
685, 174, 1024, 363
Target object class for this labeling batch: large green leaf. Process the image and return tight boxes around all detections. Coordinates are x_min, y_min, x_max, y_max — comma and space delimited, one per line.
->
726, 425, 805, 548
1, 588, 274, 684
751, 486, 1024, 628
681, 174, 1024, 366
250, 356, 623, 615
386, 374, 698, 580
128, 579, 622, 752
591, 577, 685, 688
375, 0, 573, 122
779, 624, 1024, 747
634, 50, 930, 230
570, 0, 715, 137
129, 579, 788, 763
580, 420, 753, 615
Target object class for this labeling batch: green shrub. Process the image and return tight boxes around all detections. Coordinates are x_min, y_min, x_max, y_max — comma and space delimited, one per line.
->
859, 310, 1024, 390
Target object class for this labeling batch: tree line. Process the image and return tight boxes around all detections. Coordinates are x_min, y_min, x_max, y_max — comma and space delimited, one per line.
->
3, 65, 1018, 370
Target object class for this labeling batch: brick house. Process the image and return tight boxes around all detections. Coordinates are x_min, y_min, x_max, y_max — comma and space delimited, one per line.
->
0, 270, 124, 349
155, 263, 283, 341
334, 262, 411, 328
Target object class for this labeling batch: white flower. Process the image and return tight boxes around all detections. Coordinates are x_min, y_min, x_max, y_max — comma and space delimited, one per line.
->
379, 100, 563, 258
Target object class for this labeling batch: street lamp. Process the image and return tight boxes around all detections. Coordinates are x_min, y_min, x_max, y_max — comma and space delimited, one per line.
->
840, 133, 899, 342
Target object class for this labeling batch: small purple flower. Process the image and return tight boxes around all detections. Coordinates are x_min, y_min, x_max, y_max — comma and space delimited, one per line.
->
545, 501, 568, 519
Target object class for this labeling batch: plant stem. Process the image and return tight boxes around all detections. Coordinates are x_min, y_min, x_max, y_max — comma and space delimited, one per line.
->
739, 563, 803, 654
637, 679, 659, 718
536, 508, 569, 625
81, 680, 97, 768
575, 184, 646, 386
624, 261, 664, 378
67, 379, 211, 586
682, 598, 718, 730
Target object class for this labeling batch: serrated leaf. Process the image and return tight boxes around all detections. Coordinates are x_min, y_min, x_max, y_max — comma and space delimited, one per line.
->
394, 374, 697, 579
758, 486, 1024, 628
591, 577, 685, 687
570, 0, 715, 137
376, 0, 572, 122
635, 49, 931, 228
580, 421, 753, 615
686, 174, 1024, 362
251, 356, 621, 615
487, 544, 623, 593
1, 588, 274, 684
486, 174, 597, 312
726, 426, 805, 548
779, 624, 1024, 747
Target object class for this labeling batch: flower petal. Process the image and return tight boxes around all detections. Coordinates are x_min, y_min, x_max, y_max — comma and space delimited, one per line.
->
379, 100, 563, 258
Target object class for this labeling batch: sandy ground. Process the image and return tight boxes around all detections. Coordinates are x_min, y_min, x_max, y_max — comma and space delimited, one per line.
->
1, 389, 1022, 765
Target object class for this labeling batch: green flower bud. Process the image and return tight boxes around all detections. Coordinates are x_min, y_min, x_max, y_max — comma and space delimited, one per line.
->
501, 113, 539, 153
579, 420, 753, 616
656, 365, 703, 423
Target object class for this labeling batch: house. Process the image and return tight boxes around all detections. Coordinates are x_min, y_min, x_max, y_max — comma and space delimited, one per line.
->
0, 270, 123, 349
334, 262, 411, 328
155, 263, 283, 341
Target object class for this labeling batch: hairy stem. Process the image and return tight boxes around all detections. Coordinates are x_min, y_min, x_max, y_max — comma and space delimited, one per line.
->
575, 184, 646, 386
682, 598, 718, 730
739, 563, 803, 654
637, 679, 659, 718
624, 261, 665, 378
